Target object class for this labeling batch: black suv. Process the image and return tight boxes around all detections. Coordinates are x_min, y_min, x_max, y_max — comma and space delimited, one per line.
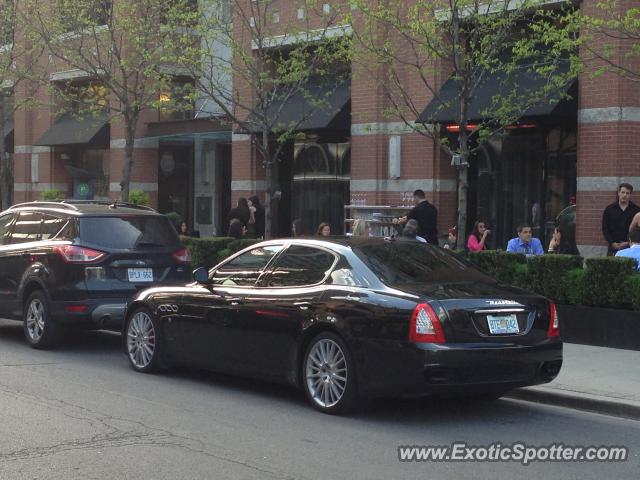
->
0, 201, 191, 348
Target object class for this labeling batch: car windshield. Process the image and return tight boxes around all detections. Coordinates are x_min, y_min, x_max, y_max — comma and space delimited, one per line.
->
353, 242, 493, 286
79, 216, 180, 250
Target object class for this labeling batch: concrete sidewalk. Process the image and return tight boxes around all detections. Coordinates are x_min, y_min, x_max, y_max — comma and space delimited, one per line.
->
507, 343, 640, 420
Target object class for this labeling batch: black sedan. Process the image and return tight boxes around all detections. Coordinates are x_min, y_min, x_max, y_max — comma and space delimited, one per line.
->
123, 237, 562, 414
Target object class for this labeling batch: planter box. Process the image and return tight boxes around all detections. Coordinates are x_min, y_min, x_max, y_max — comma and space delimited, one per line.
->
557, 304, 640, 351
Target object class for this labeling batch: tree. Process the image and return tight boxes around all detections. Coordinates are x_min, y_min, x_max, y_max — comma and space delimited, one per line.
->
26, 0, 193, 201
0, 1, 44, 210
581, 1, 640, 82
351, 0, 581, 243
171, 0, 352, 238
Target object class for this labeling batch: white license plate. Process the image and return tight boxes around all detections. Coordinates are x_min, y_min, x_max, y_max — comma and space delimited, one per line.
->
127, 268, 154, 282
487, 314, 519, 334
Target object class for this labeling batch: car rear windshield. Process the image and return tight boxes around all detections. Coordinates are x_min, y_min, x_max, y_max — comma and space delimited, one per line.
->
353, 242, 492, 286
79, 216, 180, 250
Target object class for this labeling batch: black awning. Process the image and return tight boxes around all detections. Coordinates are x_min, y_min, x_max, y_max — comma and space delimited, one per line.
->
417, 60, 575, 124
34, 111, 109, 146
241, 78, 351, 133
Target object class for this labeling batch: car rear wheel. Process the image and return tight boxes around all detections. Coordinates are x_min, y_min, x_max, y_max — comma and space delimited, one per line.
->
23, 290, 63, 349
302, 332, 358, 414
125, 308, 162, 373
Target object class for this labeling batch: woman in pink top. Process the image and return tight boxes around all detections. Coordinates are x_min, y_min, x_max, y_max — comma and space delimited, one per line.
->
467, 221, 490, 251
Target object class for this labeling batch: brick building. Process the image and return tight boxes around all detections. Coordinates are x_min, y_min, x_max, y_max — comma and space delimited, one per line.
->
9, 0, 640, 255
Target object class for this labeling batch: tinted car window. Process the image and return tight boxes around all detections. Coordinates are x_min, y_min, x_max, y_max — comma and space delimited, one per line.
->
0, 213, 14, 245
41, 214, 69, 240
267, 245, 336, 287
354, 243, 492, 286
211, 245, 283, 287
79, 216, 180, 249
9, 212, 42, 244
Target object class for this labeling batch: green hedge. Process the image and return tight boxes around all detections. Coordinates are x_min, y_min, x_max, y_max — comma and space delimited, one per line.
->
465, 251, 640, 310
181, 237, 260, 270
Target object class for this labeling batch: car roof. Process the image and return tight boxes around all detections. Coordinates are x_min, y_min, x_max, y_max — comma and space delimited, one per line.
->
4, 201, 161, 217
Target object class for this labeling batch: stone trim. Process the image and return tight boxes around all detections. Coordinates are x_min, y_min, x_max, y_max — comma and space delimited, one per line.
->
254, 25, 352, 50
351, 122, 432, 136
15, 145, 51, 154
231, 133, 252, 142
578, 107, 640, 124
350, 179, 456, 192
110, 138, 160, 149
109, 182, 158, 192
14, 182, 68, 192
577, 177, 640, 192
577, 244, 608, 258
231, 180, 266, 191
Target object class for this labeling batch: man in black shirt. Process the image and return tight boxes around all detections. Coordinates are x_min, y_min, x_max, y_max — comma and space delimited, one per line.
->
396, 189, 438, 244
602, 183, 640, 255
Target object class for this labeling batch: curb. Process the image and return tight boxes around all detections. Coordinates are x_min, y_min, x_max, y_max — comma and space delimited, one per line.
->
507, 388, 640, 421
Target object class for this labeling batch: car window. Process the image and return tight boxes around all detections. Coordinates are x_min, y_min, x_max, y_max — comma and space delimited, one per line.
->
41, 214, 69, 240
9, 212, 42, 244
211, 245, 283, 287
79, 216, 180, 249
354, 242, 492, 286
267, 245, 336, 287
0, 213, 14, 245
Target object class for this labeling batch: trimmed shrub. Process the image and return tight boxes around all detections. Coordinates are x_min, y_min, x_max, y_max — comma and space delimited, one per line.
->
468, 250, 527, 285
181, 237, 260, 270
623, 275, 640, 311
128, 189, 150, 206
581, 257, 637, 308
42, 189, 64, 201
526, 254, 584, 303
562, 268, 586, 305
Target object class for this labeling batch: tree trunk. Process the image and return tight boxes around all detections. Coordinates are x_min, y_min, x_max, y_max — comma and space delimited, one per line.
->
0, 100, 10, 210
456, 127, 470, 247
120, 124, 136, 202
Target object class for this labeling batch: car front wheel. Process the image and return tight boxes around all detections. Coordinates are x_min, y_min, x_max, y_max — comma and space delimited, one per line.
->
23, 290, 62, 349
302, 332, 358, 414
126, 308, 162, 373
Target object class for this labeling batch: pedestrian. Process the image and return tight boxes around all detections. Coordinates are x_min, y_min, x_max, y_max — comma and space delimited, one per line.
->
316, 222, 331, 236
506, 224, 544, 255
291, 218, 304, 237
615, 227, 640, 270
547, 224, 579, 255
394, 189, 438, 244
228, 218, 247, 239
399, 219, 427, 243
351, 219, 367, 236
443, 226, 457, 250
248, 195, 265, 239
179, 221, 199, 238
467, 221, 490, 251
602, 183, 640, 255
228, 198, 250, 228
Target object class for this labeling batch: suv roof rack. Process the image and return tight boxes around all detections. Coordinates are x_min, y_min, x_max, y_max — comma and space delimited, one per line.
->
8, 201, 79, 211
61, 200, 157, 212
7, 200, 157, 212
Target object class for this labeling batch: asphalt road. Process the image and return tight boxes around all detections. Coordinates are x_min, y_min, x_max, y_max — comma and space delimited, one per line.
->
0, 318, 638, 480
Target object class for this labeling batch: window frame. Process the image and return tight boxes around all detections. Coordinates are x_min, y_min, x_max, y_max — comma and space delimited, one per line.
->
8, 211, 44, 245
0, 212, 16, 246
260, 243, 338, 289
209, 243, 286, 288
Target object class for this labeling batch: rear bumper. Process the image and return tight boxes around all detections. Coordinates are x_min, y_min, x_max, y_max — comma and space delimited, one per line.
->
51, 299, 127, 328
354, 339, 563, 398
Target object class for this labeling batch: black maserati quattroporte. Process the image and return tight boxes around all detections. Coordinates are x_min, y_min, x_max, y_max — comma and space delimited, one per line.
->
123, 238, 562, 414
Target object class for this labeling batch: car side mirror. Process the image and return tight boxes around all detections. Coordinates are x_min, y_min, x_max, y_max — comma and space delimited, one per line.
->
193, 267, 210, 283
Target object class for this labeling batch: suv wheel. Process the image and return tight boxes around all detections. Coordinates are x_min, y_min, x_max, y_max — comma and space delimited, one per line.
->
23, 291, 63, 349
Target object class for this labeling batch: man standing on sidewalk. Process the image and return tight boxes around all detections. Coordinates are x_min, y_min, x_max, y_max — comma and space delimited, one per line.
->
602, 183, 640, 256
394, 189, 438, 244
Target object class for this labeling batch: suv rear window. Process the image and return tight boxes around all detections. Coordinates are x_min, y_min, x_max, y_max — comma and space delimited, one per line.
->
354, 243, 491, 286
79, 216, 180, 250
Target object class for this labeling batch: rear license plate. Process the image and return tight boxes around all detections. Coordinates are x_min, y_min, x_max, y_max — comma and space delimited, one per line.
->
127, 268, 153, 282
487, 314, 519, 334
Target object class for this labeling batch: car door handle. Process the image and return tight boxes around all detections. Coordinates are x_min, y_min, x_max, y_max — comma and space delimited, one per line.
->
225, 297, 242, 306
295, 301, 312, 310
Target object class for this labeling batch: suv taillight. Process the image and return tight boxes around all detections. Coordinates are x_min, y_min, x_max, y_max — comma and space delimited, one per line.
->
409, 303, 446, 343
53, 245, 106, 263
172, 247, 191, 263
547, 302, 560, 337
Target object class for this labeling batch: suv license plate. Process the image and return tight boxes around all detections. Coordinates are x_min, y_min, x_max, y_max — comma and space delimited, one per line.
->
128, 268, 154, 282
487, 314, 519, 334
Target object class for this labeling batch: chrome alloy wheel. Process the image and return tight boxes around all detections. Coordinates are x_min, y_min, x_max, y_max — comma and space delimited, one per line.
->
127, 311, 156, 369
25, 298, 45, 342
305, 339, 348, 408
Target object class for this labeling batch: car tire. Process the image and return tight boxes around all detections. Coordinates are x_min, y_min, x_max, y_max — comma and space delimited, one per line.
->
23, 290, 63, 349
125, 307, 163, 373
302, 332, 358, 414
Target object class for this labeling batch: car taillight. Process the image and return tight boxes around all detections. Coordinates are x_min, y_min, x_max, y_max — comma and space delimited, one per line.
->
54, 245, 106, 263
547, 302, 560, 337
409, 303, 446, 343
172, 247, 191, 263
